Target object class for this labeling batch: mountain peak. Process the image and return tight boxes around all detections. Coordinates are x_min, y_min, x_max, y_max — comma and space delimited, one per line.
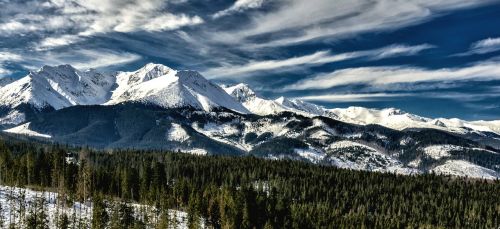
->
30, 64, 79, 78
222, 83, 257, 102
274, 96, 287, 104
126, 63, 175, 85
38, 64, 77, 72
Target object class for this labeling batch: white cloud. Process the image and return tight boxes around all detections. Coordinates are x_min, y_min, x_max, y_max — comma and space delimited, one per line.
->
36, 35, 83, 51
0, 52, 22, 75
294, 91, 500, 103
0, 52, 21, 62
65, 50, 142, 69
205, 44, 433, 78
142, 14, 204, 32
212, 0, 265, 19
284, 60, 500, 90
212, 0, 495, 47
0, 20, 39, 34
456, 37, 500, 56
64, 0, 204, 35
0, 0, 204, 49
19, 49, 142, 71
369, 44, 435, 60
296, 93, 410, 102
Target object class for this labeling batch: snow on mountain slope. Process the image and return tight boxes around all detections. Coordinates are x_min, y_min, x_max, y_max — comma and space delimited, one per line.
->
422, 145, 463, 160
0, 65, 114, 110
0, 110, 25, 127
431, 160, 498, 179
467, 120, 500, 135
223, 84, 337, 118
325, 140, 412, 173
223, 83, 289, 115
108, 64, 249, 113
274, 97, 339, 119
167, 123, 189, 142
330, 106, 500, 135
223, 84, 500, 136
4, 122, 52, 138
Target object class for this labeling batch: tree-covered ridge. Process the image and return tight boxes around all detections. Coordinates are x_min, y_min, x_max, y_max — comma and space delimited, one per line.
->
0, 138, 498, 228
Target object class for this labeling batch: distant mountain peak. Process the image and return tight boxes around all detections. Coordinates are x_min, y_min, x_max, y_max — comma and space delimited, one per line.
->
108, 65, 249, 114
127, 63, 175, 85
223, 83, 257, 102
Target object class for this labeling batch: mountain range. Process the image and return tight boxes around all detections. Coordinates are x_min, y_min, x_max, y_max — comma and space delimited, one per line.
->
0, 64, 499, 179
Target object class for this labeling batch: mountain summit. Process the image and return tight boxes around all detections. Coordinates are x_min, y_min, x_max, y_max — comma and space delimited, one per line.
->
0, 63, 249, 127
0, 63, 499, 179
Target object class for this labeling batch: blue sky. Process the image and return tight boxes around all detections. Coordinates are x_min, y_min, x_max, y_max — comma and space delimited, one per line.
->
1, 0, 500, 120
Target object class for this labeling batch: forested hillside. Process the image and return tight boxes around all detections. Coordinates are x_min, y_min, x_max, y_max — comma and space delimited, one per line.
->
0, 137, 498, 228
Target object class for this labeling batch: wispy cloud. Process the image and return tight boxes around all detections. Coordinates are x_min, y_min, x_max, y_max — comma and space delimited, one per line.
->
294, 91, 500, 103
455, 37, 500, 56
35, 35, 84, 51
296, 93, 410, 102
204, 44, 434, 78
0, 52, 22, 75
212, 0, 265, 19
0, 0, 204, 50
212, 0, 494, 48
284, 59, 500, 90
18, 49, 142, 71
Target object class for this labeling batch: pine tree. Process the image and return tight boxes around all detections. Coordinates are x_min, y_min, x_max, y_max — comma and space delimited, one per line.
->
25, 195, 49, 229
156, 209, 170, 229
0, 201, 5, 228
109, 201, 134, 229
91, 194, 108, 229
57, 213, 70, 229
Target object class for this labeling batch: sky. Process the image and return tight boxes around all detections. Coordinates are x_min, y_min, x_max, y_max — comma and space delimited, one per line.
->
1, 0, 500, 120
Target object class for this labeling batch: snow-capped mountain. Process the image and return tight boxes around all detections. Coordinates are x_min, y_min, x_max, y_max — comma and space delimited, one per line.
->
0, 64, 248, 127
329, 107, 500, 136
222, 84, 500, 136
0, 65, 114, 109
222, 83, 338, 118
107, 63, 248, 113
223, 83, 289, 115
0, 63, 499, 179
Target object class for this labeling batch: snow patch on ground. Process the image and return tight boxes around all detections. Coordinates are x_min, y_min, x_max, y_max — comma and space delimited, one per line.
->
0, 110, 25, 126
408, 158, 421, 168
167, 123, 189, 142
0, 185, 191, 228
431, 160, 498, 180
184, 148, 208, 155
308, 129, 331, 140
4, 122, 51, 138
423, 145, 462, 160
294, 147, 326, 163
326, 141, 415, 174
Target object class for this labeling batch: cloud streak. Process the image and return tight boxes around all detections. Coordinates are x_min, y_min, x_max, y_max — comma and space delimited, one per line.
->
296, 93, 411, 102
0, 0, 204, 50
204, 44, 434, 78
284, 59, 500, 90
212, 0, 495, 48
0, 52, 22, 75
18, 49, 142, 71
455, 37, 500, 56
212, 0, 265, 19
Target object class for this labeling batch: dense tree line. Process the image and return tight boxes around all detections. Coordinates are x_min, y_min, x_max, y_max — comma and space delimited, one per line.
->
0, 138, 498, 228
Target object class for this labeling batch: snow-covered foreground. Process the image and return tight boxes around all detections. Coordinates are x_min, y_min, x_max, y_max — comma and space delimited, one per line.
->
0, 185, 190, 228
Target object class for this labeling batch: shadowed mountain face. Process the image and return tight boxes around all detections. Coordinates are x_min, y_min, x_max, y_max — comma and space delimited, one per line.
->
6, 102, 498, 179
1, 64, 499, 179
